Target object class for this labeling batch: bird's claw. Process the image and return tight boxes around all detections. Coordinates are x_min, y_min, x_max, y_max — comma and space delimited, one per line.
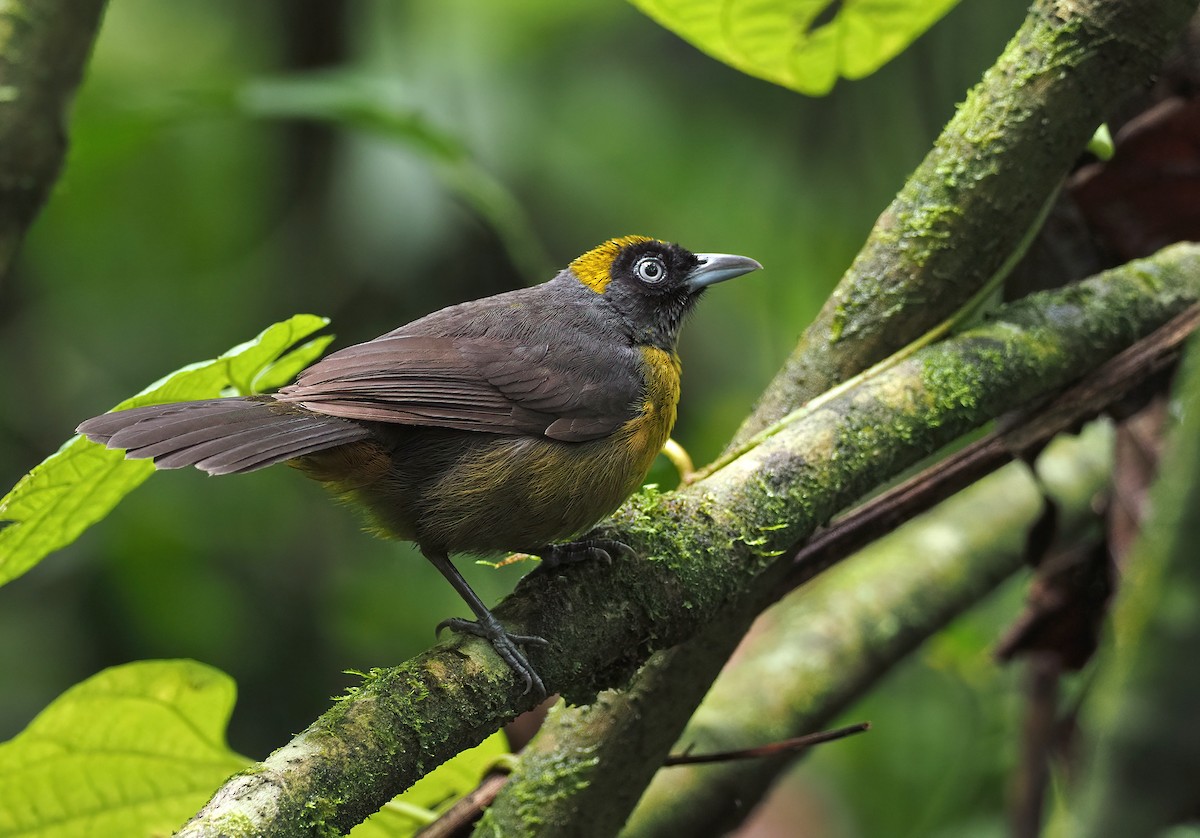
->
535, 537, 635, 569
437, 616, 548, 697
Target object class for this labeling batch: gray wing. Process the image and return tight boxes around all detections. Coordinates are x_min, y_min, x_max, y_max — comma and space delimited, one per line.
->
274, 333, 643, 442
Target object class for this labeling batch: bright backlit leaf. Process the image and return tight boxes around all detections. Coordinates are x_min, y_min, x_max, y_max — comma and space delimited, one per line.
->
629, 0, 962, 95
0, 660, 511, 837
0, 314, 332, 587
0, 660, 247, 837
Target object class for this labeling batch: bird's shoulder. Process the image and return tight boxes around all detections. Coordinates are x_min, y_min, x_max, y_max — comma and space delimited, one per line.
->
390, 275, 612, 342
276, 276, 657, 441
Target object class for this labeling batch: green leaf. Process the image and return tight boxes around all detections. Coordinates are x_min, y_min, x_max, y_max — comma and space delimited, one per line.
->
0, 660, 248, 838
251, 334, 335, 394
0, 657, 509, 837
0, 314, 330, 587
215, 314, 332, 396
1087, 123, 1115, 161
350, 731, 511, 836
629, 0, 962, 95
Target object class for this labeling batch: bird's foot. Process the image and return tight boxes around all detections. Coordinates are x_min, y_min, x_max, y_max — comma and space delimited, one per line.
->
438, 614, 549, 698
534, 537, 636, 570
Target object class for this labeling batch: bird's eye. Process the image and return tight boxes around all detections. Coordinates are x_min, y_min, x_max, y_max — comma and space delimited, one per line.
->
634, 255, 666, 284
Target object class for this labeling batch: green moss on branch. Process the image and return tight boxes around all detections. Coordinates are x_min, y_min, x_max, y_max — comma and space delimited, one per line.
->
732, 0, 1198, 443
622, 428, 1113, 836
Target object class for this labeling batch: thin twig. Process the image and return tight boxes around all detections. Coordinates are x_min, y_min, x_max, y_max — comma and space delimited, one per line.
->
1010, 654, 1062, 838
663, 722, 871, 767
416, 772, 510, 838
419, 723, 874, 835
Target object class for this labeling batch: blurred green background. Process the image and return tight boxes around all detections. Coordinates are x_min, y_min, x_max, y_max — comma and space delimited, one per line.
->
0, 1, 1033, 834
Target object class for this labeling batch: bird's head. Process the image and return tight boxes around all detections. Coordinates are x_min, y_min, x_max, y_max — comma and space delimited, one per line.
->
567, 236, 761, 349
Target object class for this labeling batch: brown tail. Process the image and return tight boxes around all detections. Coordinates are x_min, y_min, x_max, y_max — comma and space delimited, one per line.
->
77, 397, 372, 476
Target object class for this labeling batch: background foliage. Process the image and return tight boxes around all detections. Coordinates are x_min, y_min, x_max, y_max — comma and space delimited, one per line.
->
0, 1, 1041, 834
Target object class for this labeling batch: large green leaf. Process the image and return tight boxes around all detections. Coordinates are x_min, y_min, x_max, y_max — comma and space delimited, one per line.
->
629, 0, 962, 95
0, 314, 332, 587
0, 660, 247, 838
0, 660, 512, 837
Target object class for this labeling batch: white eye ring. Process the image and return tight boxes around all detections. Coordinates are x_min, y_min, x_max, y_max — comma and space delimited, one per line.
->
635, 255, 666, 284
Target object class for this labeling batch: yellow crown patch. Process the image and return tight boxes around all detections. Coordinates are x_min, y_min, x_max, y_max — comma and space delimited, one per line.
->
569, 235, 656, 294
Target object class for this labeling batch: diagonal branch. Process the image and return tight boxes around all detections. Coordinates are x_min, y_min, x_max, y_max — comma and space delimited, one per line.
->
177, 243, 1200, 837
176, 1, 1200, 830
730, 0, 1198, 443
621, 426, 1115, 837
785, 304, 1199, 593
0, 0, 108, 283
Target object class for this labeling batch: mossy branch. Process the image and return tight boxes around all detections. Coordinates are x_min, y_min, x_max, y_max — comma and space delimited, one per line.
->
730, 0, 1198, 444
619, 428, 1112, 837
177, 244, 1200, 837
475, 304, 1198, 836
0, 0, 108, 283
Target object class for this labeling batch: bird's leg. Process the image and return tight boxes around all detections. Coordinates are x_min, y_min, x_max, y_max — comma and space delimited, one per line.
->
533, 537, 636, 569
423, 549, 548, 698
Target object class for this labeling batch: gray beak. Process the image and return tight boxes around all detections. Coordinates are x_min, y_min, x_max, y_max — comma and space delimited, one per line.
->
686, 253, 763, 290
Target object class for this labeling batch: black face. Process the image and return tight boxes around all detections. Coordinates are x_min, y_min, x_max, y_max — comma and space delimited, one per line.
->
605, 240, 703, 349
610, 240, 702, 296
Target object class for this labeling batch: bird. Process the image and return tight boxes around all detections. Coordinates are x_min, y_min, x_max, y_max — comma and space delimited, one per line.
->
77, 236, 762, 696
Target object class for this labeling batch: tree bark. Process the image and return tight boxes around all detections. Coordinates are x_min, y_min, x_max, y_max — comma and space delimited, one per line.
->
0, 0, 107, 283
730, 0, 1198, 444
617, 428, 1111, 837
479, 301, 1198, 835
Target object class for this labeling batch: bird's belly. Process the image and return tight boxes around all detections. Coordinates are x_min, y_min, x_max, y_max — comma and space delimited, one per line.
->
415, 426, 665, 554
